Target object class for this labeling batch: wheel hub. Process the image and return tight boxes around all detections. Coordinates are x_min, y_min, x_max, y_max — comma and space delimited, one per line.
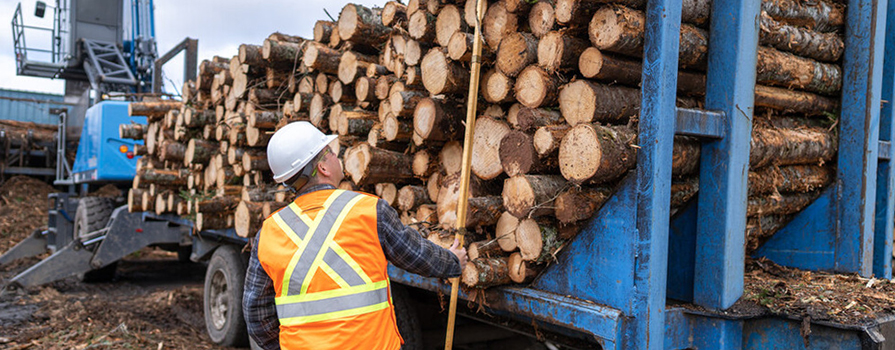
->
209, 270, 229, 330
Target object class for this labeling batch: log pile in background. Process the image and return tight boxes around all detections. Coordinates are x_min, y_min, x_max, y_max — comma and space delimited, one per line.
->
122, 0, 845, 289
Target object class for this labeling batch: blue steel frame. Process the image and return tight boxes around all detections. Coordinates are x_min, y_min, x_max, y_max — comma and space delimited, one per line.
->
874, 0, 895, 279
756, 0, 888, 278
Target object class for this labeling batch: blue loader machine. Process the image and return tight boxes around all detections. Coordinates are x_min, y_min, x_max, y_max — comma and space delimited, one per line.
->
71, 101, 145, 183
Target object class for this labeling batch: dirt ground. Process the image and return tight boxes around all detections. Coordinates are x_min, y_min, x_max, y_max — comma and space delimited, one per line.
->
0, 176, 236, 350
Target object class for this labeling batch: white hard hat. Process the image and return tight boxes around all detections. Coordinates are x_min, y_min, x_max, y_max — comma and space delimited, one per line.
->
267, 121, 338, 184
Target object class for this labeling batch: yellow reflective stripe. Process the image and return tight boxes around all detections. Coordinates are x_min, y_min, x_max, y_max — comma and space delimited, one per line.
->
318, 261, 351, 289
299, 194, 364, 294
329, 241, 374, 284
272, 214, 303, 246
287, 202, 314, 226
282, 191, 344, 295
279, 301, 390, 326
276, 279, 389, 304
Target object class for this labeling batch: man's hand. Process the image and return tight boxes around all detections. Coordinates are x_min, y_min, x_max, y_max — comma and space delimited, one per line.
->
449, 238, 468, 270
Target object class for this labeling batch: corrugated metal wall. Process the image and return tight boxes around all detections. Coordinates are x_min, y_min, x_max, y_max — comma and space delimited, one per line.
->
0, 89, 68, 125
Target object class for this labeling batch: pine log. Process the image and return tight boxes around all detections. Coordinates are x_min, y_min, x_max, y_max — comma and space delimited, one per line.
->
471, 117, 511, 180
747, 192, 819, 216
246, 125, 273, 147
750, 127, 838, 168
405, 40, 428, 67
500, 130, 553, 177
439, 196, 505, 229
509, 107, 564, 132
670, 177, 700, 210
390, 90, 428, 118
197, 212, 230, 232
538, 31, 588, 72
234, 201, 264, 238
503, 174, 568, 218
383, 114, 413, 142
447, 32, 474, 62
496, 32, 539, 78
436, 4, 469, 47
416, 204, 438, 225
753, 85, 840, 116
375, 183, 399, 206
559, 124, 636, 184
197, 196, 239, 213
559, 80, 640, 125
355, 77, 378, 102
248, 111, 283, 129
481, 69, 516, 104
303, 42, 342, 75
383, 1, 408, 26
344, 143, 415, 185
119, 123, 145, 140
376, 75, 399, 100
462, 257, 512, 288
748, 165, 834, 196
262, 39, 303, 68
413, 97, 464, 145
468, 239, 503, 261
309, 93, 333, 129
412, 149, 439, 178
745, 214, 791, 252
483, 2, 519, 50
440, 141, 464, 175
761, 0, 844, 33
314, 20, 335, 43
329, 26, 343, 48
436, 173, 494, 228
578, 47, 706, 94
759, 11, 844, 63
397, 185, 431, 211
338, 109, 378, 136
158, 139, 186, 163
339, 4, 393, 46
496, 211, 520, 251
216, 166, 239, 188
515, 66, 562, 108
673, 137, 701, 177
242, 149, 269, 172
184, 138, 218, 166
421, 49, 470, 95
129, 101, 183, 118
756, 46, 841, 95
339, 51, 377, 85
529, 1, 557, 38
316, 73, 330, 94
128, 189, 147, 212
408, 11, 437, 42
508, 252, 541, 283
516, 218, 562, 262
184, 108, 215, 127
293, 92, 313, 113
533, 124, 572, 158
242, 186, 276, 203
329, 81, 355, 104
555, 186, 612, 224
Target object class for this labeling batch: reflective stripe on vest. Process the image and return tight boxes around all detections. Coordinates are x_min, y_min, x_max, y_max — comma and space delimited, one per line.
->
272, 190, 389, 326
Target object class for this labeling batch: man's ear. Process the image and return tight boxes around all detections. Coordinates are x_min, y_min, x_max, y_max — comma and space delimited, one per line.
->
316, 160, 332, 177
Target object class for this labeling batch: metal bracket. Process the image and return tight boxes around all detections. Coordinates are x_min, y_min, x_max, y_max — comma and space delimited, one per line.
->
675, 108, 726, 139
81, 39, 138, 93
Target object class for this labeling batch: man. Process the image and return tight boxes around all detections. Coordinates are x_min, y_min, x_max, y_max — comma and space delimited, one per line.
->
243, 121, 467, 350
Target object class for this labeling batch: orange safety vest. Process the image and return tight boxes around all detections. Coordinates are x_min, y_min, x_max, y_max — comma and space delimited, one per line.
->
257, 189, 403, 350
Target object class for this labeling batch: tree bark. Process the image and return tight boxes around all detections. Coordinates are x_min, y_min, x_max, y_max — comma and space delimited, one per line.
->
538, 31, 589, 72
559, 80, 640, 125
472, 117, 511, 180
462, 257, 512, 288
759, 11, 844, 63
762, 0, 844, 33
355, 77, 378, 102
262, 39, 303, 69
578, 47, 707, 95
383, 114, 413, 142
248, 110, 283, 129
293, 92, 313, 113
756, 46, 841, 95
235, 201, 264, 238
673, 137, 701, 177
408, 11, 438, 42
754, 85, 840, 116
242, 148, 269, 172
339, 4, 393, 46
468, 239, 503, 261
158, 139, 186, 163
510, 107, 564, 132
500, 130, 556, 177
303, 42, 342, 75
344, 143, 415, 185
508, 252, 542, 283
421, 49, 470, 95
440, 141, 464, 175
747, 191, 820, 216
185, 139, 219, 166
413, 97, 464, 145
390, 90, 428, 118
412, 149, 440, 178
497, 32, 539, 78
129, 101, 183, 119
119, 124, 145, 140
516, 218, 563, 262
197, 196, 239, 213
502, 174, 568, 218
398, 185, 431, 211
382, 1, 408, 26
197, 212, 230, 231
559, 124, 637, 184
128, 189, 147, 212
555, 186, 612, 224
750, 127, 838, 168
314, 20, 335, 43
748, 164, 834, 196
309, 93, 333, 129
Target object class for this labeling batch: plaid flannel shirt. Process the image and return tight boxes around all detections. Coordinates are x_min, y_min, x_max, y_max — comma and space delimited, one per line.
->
243, 184, 461, 350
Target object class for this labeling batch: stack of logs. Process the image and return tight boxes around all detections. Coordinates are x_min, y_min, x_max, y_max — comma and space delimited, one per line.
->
122, 0, 844, 288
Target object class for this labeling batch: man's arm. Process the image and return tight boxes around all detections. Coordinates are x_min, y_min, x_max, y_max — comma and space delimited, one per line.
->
243, 234, 280, 350
377, 199, 462, 278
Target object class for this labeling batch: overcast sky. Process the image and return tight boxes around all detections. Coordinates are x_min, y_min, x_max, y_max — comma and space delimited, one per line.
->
0, 0, 385, 95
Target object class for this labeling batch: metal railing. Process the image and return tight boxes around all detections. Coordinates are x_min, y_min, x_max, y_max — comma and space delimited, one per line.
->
11, 1, 70, 78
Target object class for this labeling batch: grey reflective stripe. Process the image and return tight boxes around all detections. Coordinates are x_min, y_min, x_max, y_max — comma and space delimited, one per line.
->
276, 286, 389, 319
277, 204, 309, 240
286, 191, 360, 294
322, 248, 366, 286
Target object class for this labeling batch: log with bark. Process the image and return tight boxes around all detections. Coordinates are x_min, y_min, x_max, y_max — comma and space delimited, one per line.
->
554, 186, 613, 224
436, 4, 469, 47
516, 218, 564, 262
235, 201, 264, 237
421, 49, 470, 95
413, 97, 464, 145
471, 116, 512, 180
303, 42, 342, 75
483, 2, 519, 50
397, 185, 431, 211
462, 257, 512, 288
440, 141, 464, 175
382, 1, 408, 26
339, 51, 378, 85
558, 80, 640, 125
496, 211, 520, 251
120, 123, 145, 140
481, 69, 516, 104
750, 127, 838, 168
375, 183, 399, 206
533, 124, 572, 158
262, 39, 303, 68
748, 165, 834, 196
344, 143, 415, 185
314, 21, 335, 43
515, 66, 563, 108
529, 0, 557, 38
508, 252, 542, 283
759, 11, 844, 63
577, 47, 707, 95
558, 124, 637, 184
339, 4, 393, 47
761, 0, 844, 33
747, 191, 820, 216
538, 31, 588, 72
129, 101, 184, 119
502, 174, 568, 218
496, 32, 539, 78
408, 11, 437, 42
756, 46, 842, 95
499, 130, 556, 177
753, 85, 840, 116
412, 149, 440, 178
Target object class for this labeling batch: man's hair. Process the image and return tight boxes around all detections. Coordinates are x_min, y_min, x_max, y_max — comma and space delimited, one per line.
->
284, 147, 329, 189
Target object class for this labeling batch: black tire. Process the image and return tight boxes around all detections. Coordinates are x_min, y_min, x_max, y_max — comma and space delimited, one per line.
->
73, 197, 116, 282
73, 197, 115, 241
393, 284, 423, 350
204, 245, 249, 347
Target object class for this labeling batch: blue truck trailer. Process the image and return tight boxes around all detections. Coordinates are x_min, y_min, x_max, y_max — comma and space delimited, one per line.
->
5, 0, 895, 349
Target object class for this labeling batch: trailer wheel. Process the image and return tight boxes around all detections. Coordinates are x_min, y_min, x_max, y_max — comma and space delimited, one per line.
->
392, 284, 423, 350
204, 246, 249, 347
74, 197, 116, 282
